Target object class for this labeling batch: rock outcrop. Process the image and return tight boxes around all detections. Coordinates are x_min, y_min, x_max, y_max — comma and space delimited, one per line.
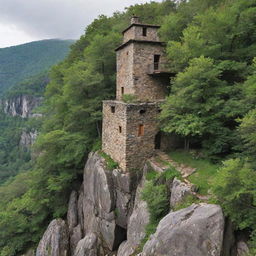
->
170, 177, 195, 208
117, 165, 150, 256
236, 240, 250, 256
36, 152, 236, 256
36, 219, 69, 256
81, 152, 128, 252
141, 203, 225, 256
1, 95, 42, 118
20, 130, 38, 149
74, 233, 99, 256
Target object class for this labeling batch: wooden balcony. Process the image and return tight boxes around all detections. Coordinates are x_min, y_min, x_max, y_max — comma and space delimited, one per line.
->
147, 62, 172, 76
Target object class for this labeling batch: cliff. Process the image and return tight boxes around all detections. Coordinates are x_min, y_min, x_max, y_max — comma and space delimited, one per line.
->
0, 95, 42, 118
35, 152, 249, 256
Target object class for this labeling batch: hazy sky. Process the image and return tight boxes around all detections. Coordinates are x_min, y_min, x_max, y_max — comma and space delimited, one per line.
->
0, 0, 161, 48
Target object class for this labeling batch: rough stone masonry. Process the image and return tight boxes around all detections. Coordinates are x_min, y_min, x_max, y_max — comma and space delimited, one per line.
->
102, 16, 170, 172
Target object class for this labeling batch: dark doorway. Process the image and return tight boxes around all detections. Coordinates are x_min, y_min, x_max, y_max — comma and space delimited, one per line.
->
154, 54, 160, 70
155, 132, 161, 149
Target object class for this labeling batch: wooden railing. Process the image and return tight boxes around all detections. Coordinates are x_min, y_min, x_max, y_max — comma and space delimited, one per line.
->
147, 62, 170, 75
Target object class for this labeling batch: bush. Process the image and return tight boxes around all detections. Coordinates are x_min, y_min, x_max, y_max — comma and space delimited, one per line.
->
212, 158, 256, 231
141, 181, 169, 224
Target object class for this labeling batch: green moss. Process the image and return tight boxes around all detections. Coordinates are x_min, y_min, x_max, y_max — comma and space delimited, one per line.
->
169, 150, 219, 195
98, 151, 118, 170
172, 194, 200, 211
122, 94, 138, 103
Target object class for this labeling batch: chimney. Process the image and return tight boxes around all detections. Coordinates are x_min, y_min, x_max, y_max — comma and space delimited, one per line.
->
131, 16, 140, 24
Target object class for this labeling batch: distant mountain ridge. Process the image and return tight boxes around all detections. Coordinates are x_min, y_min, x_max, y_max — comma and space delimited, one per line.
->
0, 39, 74, 94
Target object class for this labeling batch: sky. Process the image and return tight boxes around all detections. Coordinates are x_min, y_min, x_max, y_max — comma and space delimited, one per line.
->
0, 0, 161, 48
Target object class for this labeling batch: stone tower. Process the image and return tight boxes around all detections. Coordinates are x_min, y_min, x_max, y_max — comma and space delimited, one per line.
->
102, 17, 170, 172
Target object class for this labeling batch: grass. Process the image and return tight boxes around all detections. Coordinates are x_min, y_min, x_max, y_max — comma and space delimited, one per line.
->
98, 151, 118, 170
168, 150, 220, 195
172, 194, 200, 211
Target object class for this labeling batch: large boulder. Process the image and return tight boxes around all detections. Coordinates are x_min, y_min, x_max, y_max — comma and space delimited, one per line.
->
141, 203, 224, 256
83, 152, 115, 217
36, 219, 69, 256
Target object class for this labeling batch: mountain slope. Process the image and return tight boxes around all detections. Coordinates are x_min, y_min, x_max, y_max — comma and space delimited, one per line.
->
0, 39, 74, 94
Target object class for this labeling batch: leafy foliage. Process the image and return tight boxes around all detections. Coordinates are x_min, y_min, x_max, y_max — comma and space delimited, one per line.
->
0, 2, 177, 254
0, 0, 256, 254
0, 112, 31, 184
213, 159, 256, 231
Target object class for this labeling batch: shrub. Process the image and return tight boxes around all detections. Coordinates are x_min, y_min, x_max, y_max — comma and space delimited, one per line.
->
141, 181, 169, 225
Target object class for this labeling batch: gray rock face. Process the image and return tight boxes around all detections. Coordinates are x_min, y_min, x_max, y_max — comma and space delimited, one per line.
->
67, 191, 78, 232
36, 219, 69, 256
83, 152, 115, 215
20, 130, 38, 150
82, 152, 128, 251
1, 95, 42, 118
74, 233, 98, 256
141, 204, 224, 256
236, 240, 249, 256
170, 178, 194, 208
115, 189, 131, 228
117, 165, 150, 256
77, 186, 84, 234
113, 169, 131, 194
70, 225, 82, 255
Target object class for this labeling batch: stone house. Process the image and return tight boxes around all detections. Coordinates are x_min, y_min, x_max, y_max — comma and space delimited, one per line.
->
102, 16, 170, 172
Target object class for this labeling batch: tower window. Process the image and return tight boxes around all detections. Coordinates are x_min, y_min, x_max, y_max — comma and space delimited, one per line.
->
142, 27, 147, 37
121, 87, 124, 95
111, 106, 115, 113
138, 124, 144, 136
154, 54, 161, 70
119, 126, 122, 133
139, 109, 146, 114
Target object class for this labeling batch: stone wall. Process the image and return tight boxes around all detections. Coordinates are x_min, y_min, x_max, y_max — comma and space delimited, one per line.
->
116, 44, 135, 100
102, 101, 161, 172
133, 43, 168, 101
102, 101, 127, 170
116, 42, 168, 101
125, 102, 160, 171
123, 25, 160, 43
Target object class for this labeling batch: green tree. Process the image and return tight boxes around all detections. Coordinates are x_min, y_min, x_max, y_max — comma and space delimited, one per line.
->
160, 56, 240, 155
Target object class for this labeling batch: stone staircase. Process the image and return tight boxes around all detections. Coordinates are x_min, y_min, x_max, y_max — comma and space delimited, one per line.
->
150, 151, 210, 201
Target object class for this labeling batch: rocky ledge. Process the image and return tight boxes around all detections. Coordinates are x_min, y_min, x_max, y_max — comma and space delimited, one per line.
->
35, 152, 248, 256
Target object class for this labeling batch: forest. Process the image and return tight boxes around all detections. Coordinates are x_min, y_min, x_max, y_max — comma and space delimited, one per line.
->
0, 39, 73, 94
0, 0, 255, 255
